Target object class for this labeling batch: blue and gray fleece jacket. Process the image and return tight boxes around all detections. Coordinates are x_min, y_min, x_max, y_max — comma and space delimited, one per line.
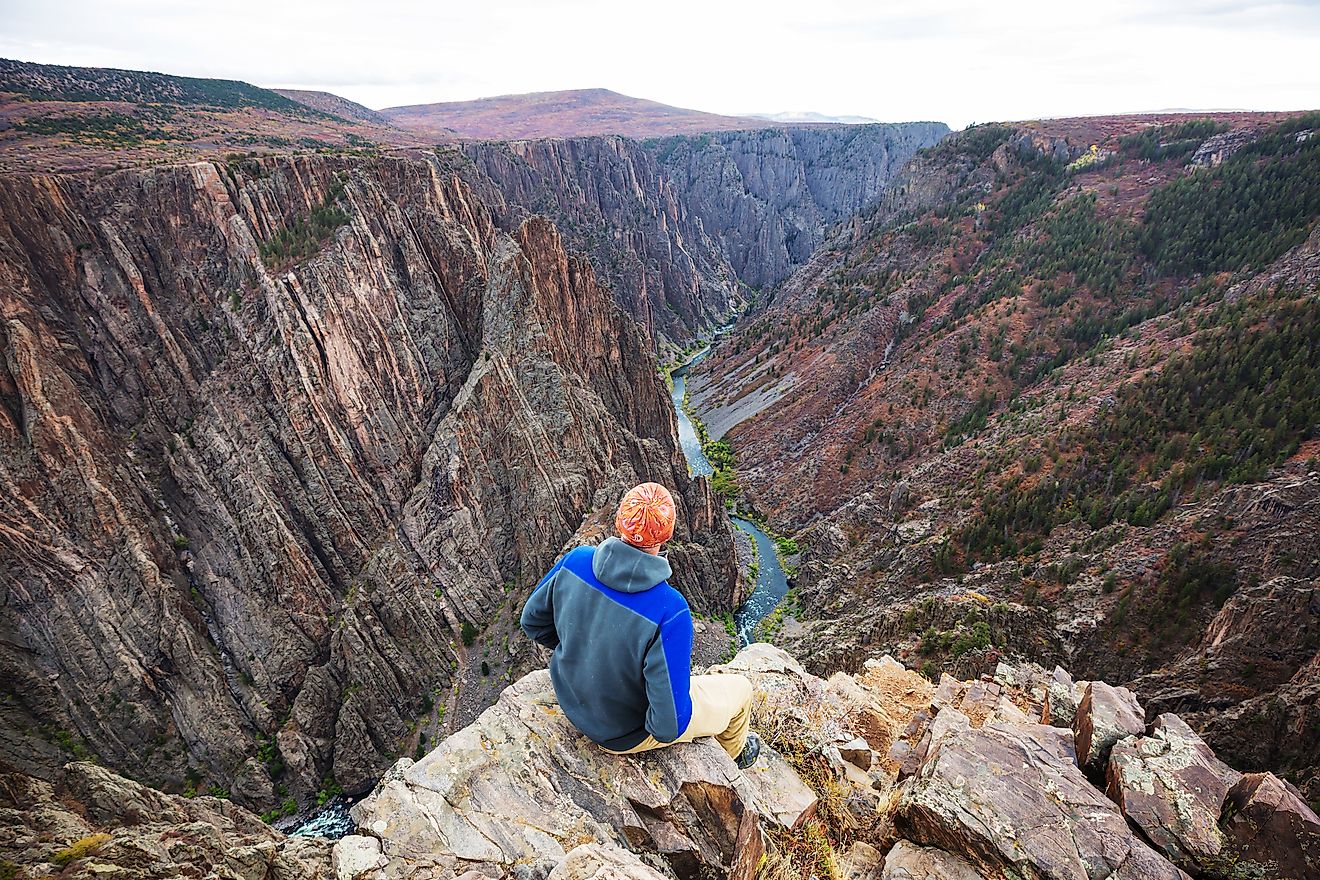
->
520, 537, 694, 751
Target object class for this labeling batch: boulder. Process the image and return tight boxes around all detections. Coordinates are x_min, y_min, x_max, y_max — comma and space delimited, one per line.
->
1105, 714, 1241, 871
896, 707, 969, 784
838, 841, 886, 880
838, 737, 875, 770
1042, 666, 1085, 728
1221, 772, 1320, 880
1073, 681, 1145, 771
954, 679, 1003, 727
351, 670, 762, 880
932, 673, 966, 710
880, 839, 987, 879
720, 644, 930, 789
898, 719, 1189, 880
547, 844, 671, 880
332, 835, 387, 880
740, 746, 818, 829
983, 720, 1076, 765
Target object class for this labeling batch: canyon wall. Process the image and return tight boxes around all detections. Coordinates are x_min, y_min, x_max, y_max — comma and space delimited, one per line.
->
453, 137, 744, 349
0, 154, 736, 809
452, 123, 949, 349
688, 115, 1320, 799
650, 122, 950, 289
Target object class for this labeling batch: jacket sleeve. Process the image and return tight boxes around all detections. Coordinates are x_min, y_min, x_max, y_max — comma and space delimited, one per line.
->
520, 555, 566, 649
641, 606, 694, 743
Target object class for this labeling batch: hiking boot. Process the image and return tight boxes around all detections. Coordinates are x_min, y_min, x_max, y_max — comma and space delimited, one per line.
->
734, 732, 762, 770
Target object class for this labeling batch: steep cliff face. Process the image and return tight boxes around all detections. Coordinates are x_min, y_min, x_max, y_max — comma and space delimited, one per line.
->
452, 137, 744, 349
688, 113, 1320, 799
650, 123, 950, 289
0, 154, 736, 810
449, 125, 948, 350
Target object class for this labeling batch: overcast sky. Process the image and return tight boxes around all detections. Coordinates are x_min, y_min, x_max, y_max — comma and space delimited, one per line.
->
3, 0, 1318, 129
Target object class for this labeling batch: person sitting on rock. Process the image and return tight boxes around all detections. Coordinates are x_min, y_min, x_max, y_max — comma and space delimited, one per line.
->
520, 481, 761, 769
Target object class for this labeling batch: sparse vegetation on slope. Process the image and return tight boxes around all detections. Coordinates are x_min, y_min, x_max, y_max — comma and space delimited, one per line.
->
960, 290, 1320, 562
258, 179, 350, 268
0, 57, 308, 110
694, 113, 1320, 796
1142, 114, 1320, 275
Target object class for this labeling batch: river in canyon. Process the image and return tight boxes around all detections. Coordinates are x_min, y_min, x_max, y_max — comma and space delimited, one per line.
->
668, 349, 789, 645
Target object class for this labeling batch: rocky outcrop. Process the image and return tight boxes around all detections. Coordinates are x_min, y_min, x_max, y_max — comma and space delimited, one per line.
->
454, 138, 744, 349
0, 760, 332, 879
879, 840, 984, 880
1131, 573, 1320, 803
350, 669, 764, 879
336, 646, 1258, 880
651, 123, 949, 289
1074, 681, 1146, 772
1189, 129, 1259, 168
340, 642, 931, 878
4, 647, 1308, 880
1105, 714, 1242, 873
898, 715, 1187, 880
1221, 772, 1320, 880
0, 154, 736, 809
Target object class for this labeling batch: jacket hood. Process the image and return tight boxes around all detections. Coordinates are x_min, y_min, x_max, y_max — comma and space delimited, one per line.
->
592, 537, 672, 593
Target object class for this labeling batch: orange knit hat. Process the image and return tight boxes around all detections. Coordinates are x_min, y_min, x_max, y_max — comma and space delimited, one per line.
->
615, 483, 677, 549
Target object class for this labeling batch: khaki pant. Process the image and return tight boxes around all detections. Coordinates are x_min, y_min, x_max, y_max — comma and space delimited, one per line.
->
607, 673, 753, 759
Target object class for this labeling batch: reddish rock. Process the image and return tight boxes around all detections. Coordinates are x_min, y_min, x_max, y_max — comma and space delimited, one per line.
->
932, 673, 966, 709
898, 720, 1188, 880
0, 155, 738, 803
1105, 714, 1241, 872
1221, 772, 1320, 880
1074, 681, 1145, 771
880, 839, 986, 879
892, 708, 934, 779
955, 679, 1003, 726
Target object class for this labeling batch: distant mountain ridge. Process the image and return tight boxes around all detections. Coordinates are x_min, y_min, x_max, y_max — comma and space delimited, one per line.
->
380, 87, 790, 140
0, 57, 305, 111
0, 57, 433, 173
271, 88, 394, 126
747, 110, 882, 124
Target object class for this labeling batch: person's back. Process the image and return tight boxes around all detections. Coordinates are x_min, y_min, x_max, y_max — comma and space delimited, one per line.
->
522, 539, 692, 749
520, 482, 760, 767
